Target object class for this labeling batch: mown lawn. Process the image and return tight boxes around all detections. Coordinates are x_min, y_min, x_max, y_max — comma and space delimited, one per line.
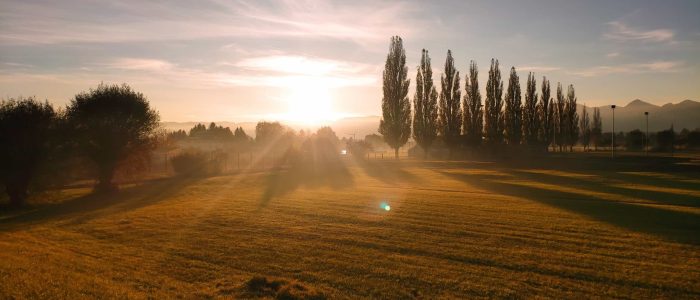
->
1, 156, 699, 298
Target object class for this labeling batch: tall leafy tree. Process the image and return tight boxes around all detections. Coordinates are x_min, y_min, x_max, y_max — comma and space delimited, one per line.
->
566, 84, 580, 151
438, 50, 462, 157
554, 83, 566, 152
462, 60, 483, 147
580, 104, 591, 150
538, 77, 554, 151
591, 107, 602, 150
504, 67, 522, 145
379, 36, 411, 159
522, 72, 539, 146
0, 97, 56, 206
412, 49, 438, 159
484, 59, 504, 146
67, 83, 159, 192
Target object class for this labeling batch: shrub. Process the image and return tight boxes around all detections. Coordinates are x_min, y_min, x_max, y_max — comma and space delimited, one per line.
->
243, 276, 325, 300
170, 150, 223, 176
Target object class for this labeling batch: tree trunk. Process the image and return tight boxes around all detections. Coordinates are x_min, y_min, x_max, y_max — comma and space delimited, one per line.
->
394, 148, 399, 159
6, 183, 27, 208
423, 146, 429, 160
96, 163, 117, 193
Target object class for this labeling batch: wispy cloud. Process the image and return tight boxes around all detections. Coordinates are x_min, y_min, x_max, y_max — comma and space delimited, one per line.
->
570, 61, 684, 77
0, 0, 419, 48
235, 55, 369, 76
517, 65, 561, 73
606, 52, 620, 58
92, 55, 377, 89
226, 55, 376, 88
104, 58, 174, 72
603, 21, 675, 43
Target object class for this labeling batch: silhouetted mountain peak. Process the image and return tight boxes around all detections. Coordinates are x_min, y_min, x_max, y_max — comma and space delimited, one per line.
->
676, 99, 699, 107
625, 99, 657, 108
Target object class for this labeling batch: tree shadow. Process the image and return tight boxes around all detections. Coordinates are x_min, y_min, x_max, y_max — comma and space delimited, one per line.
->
510, 170, 700, 208
260, 159, 354, 208
0, 176, 201, 232
352, 158, 418, 184
439, 169, 700, 245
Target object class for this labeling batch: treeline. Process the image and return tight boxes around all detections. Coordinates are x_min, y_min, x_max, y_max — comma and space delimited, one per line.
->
1, 84, 159, 207
167, 123, 251, 142
380, 36, 605, 158
1, 84, 356, 207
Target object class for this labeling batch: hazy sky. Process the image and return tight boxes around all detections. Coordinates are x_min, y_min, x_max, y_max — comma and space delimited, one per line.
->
1, 0, 699, 123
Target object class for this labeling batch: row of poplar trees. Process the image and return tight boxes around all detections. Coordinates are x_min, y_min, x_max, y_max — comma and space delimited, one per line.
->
379, 36, 583, 158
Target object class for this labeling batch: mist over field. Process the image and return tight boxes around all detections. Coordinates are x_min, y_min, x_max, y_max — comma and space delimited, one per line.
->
2, 0, 699, 298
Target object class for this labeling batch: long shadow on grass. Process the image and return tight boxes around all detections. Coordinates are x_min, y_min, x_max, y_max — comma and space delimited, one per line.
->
0, 176, 202, 232
351, 157, 418, 184
440, 170, 700, 245
260, 158, 354, 208
511, 170, 700, 208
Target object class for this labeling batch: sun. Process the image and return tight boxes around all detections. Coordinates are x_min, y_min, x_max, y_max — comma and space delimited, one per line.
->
283, 79, 337, 125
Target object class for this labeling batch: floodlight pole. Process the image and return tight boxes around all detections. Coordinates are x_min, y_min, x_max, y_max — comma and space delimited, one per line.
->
644, 112, 649, 156
611, 105, 616, 158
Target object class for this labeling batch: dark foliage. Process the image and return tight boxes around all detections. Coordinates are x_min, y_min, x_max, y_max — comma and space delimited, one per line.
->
656, 126, 675, 152
463, 60, 483, 147
66, 83, 160, 192
379, 36, 411, 158
412, 49, 439, 158
503, 67, 522, 146
170, 149, 223, 176
484, 59, 504, 146
537, 77, 554, 151
522, 72, 538, 146
626, 129, 645, 151
438, 50, 462, 156
0, 97, 56, 206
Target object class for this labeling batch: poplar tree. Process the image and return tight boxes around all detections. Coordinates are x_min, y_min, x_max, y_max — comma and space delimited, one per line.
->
504, 67, 522, 145
554, 83, 566, 152
462, 60, 483, 147
566, 84, 579, 151
379, 36, 411, 159
538, 77, 554, 151
484, 59, 504, 146
523, 72, 539, 146
438, 50, 462, 157
412, 49, 438, 159
591, 107, 602, 151
580, 104, 591, 151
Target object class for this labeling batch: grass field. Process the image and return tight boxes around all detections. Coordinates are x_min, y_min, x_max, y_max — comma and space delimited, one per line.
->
1, 154, 699, 298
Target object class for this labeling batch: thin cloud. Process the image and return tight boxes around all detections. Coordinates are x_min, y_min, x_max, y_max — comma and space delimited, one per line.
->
235, 55, 369, 76
570, 61, 684, 77
603, 21, 675, 43
606, 52, 620, 58
0, 0, 419, 47
104, 58, 174, 72
92, 55, 377, 89
518, 66, 561, 72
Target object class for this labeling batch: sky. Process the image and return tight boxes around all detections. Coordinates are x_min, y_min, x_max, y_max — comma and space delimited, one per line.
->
1, 0, 699, 123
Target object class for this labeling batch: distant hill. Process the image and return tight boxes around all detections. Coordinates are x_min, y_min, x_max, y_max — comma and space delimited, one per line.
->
580, 99, 700, 132
161, 99, 699, 138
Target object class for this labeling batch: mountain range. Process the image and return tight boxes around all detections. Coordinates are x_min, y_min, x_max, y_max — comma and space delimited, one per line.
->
162, 99, 699, 138
584, 99, 700, 132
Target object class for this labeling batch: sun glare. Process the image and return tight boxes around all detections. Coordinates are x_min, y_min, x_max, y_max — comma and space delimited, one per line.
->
283, 78, 336, 125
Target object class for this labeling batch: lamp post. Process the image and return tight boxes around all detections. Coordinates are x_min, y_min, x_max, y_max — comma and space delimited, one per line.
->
611, 105, 616, 158
644, 112, 649, 156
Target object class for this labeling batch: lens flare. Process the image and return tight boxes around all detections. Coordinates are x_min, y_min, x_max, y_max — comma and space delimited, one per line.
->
380, 202, 391, 211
